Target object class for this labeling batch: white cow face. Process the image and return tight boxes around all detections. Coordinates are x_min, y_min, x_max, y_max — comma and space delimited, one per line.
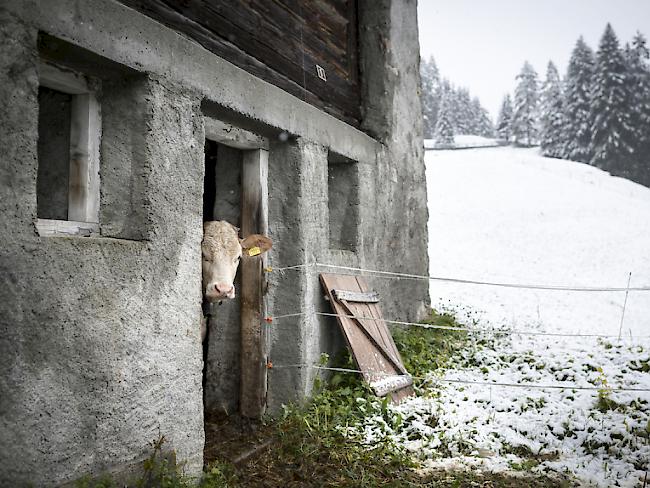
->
202, 221, 272, 302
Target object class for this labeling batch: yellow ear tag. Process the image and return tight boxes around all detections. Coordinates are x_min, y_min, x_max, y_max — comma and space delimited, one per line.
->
247, 246, 261, 257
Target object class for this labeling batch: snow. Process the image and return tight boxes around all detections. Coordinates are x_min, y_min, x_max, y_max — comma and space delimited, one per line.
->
426, 146, 650, 336
346, 147, 650, 487
424, 135, 500, 149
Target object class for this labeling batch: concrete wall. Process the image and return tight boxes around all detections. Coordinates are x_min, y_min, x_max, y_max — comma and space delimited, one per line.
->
0, 0, 429, 484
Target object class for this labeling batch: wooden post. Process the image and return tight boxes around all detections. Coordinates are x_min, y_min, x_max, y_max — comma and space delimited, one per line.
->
240, 149, 269, 418
68, 92, 101, 223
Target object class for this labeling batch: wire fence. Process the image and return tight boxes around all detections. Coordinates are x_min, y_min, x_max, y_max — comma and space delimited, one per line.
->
261, 261, 650, 395
264, 310, 650, 340
267, 364, 650, 393
272, 261, 650, 292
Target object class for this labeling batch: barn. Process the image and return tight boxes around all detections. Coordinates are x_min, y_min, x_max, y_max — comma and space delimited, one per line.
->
0, 0, 429, 484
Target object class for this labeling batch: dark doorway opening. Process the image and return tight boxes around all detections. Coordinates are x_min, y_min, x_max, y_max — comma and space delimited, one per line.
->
202, 139, 243, 420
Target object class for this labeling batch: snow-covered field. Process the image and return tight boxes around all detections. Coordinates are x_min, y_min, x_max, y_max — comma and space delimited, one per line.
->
424, 135, 500, 150
351, 147, 650, 487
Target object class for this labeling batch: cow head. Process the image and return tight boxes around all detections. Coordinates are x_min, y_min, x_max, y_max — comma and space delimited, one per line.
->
202, 220, 272, 302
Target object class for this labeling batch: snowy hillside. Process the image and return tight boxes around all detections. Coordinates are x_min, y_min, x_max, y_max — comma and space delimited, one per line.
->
426, 146, 650, 337
422, 147, 650, 486
347, 147, 650, 487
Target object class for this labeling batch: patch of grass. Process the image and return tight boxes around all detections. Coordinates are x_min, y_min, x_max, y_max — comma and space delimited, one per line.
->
629, 357, 650, 373
509, 458, 541, 471
391, 309, 468, 383
74, 309, 574, 487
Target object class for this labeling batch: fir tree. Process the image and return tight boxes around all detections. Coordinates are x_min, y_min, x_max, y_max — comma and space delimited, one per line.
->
589, 24, 635, 173
539, 61, 565, 158
512, 61, 539, 146
477, 106, 495, 138
625, 32, 650, 186
454, 88, 473, 134
563, 37, 595, 162
420, 56, 440, 139
434, 93, 455, 145
496, 94, 513, 142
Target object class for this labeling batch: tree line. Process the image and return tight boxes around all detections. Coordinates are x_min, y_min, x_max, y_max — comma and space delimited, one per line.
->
421, 57, 494, 144
497, 24, 650, 187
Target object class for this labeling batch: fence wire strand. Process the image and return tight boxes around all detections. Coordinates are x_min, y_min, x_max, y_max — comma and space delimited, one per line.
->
264, 310, 650, 340
264, 261, 650, 394
271, 261, 650, 292
268, 364, 650, 393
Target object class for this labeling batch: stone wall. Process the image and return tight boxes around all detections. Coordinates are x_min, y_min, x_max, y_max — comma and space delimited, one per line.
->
0, 0, 429, 484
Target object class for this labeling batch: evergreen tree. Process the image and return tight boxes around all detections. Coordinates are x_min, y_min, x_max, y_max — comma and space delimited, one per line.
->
625, 32, 650, 186
454, 88, 473, 134
563, 37, 595, 162
539, 61, 566, 158
589, 24, 635, 173
512, 61, 539, 146
477, 106, 495, 138
420, 56, 441, 139
496, 94, 513, 142
434, 93, 455, 145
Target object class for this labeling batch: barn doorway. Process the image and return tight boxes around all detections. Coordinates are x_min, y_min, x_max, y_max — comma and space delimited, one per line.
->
202, 139, 243, 419
202, 118, 270, 451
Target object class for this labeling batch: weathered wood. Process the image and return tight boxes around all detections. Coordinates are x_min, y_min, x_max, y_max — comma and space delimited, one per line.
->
336, 298, 409, 377
332, 289, 380, 303
38, 61, 101, 224
117, 0, 361, 125
68, 92, 101, 223
35, 218, 99, 237
39, 61, 88, 94
240, 149, 269, 418
369, 375, 413, 397
320, 273, 415, 402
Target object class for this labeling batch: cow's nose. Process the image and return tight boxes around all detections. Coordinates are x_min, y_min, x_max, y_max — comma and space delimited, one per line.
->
214, 283, 233, 295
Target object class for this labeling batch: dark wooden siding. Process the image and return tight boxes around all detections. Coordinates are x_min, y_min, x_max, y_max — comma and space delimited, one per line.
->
118, 0, 360, 126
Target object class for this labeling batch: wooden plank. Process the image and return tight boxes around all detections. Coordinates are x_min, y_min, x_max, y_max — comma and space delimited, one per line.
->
68, 92, 101, 223
332, 289, 379, 303
117, 0, 361, 125
240, 149, 269, 418
336, 299, 409, 377
39, 61, 88, 94
35, 218, 99, 237
369, 375, 413, 397
320, 273, 415, 402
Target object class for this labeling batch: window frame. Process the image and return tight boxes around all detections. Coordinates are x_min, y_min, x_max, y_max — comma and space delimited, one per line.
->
36, 61, 101, 237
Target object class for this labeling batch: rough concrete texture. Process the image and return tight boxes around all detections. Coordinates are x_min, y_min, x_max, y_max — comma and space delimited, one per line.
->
266, 0, 430, 410
0, 0, 429, 482
357, 0, 430, 323
0, 8, 205, 485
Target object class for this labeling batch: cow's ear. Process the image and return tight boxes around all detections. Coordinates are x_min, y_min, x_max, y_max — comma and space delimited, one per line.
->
241, 234, 273, 256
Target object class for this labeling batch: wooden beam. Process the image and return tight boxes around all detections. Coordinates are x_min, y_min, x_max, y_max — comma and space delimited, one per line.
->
35, 218, 99, 237
240, 149, 269, 418
68, 92, 101, 223
332, 289, 380, 303
38, 61, 88, 94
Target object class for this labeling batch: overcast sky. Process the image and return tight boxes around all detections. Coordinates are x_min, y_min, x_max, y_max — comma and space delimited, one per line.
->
417, 0, 650, 120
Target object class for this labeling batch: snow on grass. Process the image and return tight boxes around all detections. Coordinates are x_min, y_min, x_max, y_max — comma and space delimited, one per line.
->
348, 332, 650, 487
345, 147, 650, 487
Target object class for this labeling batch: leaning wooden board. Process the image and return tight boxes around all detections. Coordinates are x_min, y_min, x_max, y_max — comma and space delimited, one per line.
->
320, 273, 414, 403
